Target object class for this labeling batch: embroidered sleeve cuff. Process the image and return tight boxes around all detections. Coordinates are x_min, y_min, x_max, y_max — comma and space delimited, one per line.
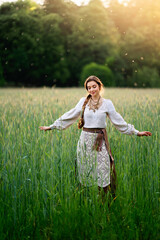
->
134, 129, 139, 136
49, 125, 55, 130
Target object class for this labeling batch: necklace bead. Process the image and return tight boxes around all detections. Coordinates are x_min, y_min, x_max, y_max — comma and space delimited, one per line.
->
88, 96, 102, 112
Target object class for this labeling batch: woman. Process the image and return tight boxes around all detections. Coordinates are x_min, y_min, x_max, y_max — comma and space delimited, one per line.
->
39, 76, 152, 194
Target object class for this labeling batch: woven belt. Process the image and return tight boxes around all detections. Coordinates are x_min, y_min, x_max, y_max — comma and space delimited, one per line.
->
83, 128, 103, 134
83, 127, 114, 162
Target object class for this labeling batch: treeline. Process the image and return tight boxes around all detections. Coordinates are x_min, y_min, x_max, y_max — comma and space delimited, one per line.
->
0, 0, 160, 87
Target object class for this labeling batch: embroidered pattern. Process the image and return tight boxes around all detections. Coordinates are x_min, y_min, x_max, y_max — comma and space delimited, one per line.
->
77, 131, 110, 187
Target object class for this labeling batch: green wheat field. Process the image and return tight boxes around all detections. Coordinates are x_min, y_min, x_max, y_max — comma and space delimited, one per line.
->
0, 88, 160, 240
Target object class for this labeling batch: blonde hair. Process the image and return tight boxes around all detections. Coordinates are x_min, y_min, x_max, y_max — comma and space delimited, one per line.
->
84, 75, 103, 91
78, 76, 103, 129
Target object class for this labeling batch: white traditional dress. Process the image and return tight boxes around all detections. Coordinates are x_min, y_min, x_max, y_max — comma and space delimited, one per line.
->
49, 97, 139, 188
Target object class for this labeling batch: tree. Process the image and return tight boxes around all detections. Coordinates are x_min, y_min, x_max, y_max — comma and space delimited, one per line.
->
66, 0, 120, 85
80, 62, 114, 87
0, 58, 6, 86
127, 66, 160, 88
0, 0, 70, 86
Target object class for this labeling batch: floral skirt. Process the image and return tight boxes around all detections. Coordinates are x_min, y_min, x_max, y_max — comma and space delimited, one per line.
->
77, 131, 110, 188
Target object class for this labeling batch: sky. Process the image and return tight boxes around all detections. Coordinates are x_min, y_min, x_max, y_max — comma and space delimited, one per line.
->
0, 0, 128, 6
71, 0, 126, 6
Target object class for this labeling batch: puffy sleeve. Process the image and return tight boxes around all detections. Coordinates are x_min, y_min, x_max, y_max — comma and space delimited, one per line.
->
106, 100, 139, 135
49, 97, 85, 130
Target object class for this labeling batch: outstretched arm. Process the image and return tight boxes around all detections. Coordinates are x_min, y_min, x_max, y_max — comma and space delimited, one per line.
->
106, 100, 152, 137
39, 97, 85, 131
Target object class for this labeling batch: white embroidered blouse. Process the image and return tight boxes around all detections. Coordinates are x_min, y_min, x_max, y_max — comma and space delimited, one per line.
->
49, 97, 139, 135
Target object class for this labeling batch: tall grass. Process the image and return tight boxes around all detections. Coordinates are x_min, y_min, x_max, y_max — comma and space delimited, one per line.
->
0, 88, 159, 240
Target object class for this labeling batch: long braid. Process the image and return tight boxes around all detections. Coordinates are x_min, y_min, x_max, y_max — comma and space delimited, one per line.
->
78, 94, 91, 129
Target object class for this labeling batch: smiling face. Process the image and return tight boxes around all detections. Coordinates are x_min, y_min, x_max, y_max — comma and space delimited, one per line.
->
87, 80, 100, 99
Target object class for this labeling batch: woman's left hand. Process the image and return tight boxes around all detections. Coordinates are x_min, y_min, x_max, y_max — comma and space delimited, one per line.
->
137, 131, 152, 137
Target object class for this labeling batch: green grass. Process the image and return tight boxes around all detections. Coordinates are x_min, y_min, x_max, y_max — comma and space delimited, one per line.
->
0, 88, 160, 240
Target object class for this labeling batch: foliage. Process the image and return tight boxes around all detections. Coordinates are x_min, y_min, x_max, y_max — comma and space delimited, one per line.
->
127, 66, 160, 88
0, 0, 69, 86
0, 58, 6, 86
65, 0, 120, 85
0, 0, 160, 87
80, 62, 114, 87
105, 56, 126, 87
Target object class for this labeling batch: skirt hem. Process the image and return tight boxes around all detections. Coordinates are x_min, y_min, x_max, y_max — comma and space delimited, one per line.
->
79, 181, 110, 188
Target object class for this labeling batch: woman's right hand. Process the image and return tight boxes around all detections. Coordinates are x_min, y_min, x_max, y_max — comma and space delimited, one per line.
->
39, 126, 51, 131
